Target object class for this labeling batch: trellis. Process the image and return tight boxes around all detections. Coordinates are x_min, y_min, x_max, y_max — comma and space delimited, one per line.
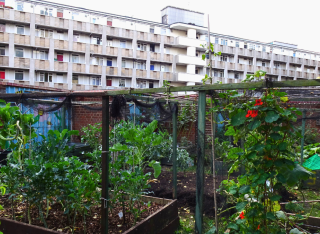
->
3, 78, 320, 234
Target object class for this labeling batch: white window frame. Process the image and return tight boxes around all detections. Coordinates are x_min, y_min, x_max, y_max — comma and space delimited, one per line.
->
150, 27, 154, 33
107, 40, 113, 46
16, 25, 24, 35
16, 2, 23, 11
137, 80, 146, 88
15, 48, 23, 57
235, 42, 239, 48
121, 60, 126, 68
39, 73, 52, 82
15, 70, 23, 80
73, 34, 80, 42
90, 76, 101, 86
0, 46, 5, 56
120, 40, 126, 48
72, 54, 80, 63
39, 50, 48, 60
262, 62, 266, 67
119, 78, 125, 87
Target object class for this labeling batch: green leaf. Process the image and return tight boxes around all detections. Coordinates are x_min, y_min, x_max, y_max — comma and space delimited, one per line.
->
248, 120, 261, 130
285, 164, 313, 186
110, 143, 128, 152
231, 111, 247, 126
265, 111, 280, 123
225, 126, 236, 136
266, 212, 276, 220
68, 193, 75, 199
276, 211, 287, 221
34, 114, 40, 123
270, 195, 282, 201
278, 142, 287, 151
205, 226, 216, 234
289, 228, 303, 234
227, 223, 238, 230
149, 161, 161, 178
270, 133, 282, 141
276, 174, 287, 184
202, 54, 206, 60
236, 201, 248, 211
239, 185, 250, 194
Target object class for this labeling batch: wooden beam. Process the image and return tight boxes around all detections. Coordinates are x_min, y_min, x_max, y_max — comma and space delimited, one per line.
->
101, 96, 110, 234
195, 91, 206, 234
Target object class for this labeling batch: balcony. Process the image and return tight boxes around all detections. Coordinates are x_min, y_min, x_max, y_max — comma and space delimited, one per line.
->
34, 81, 54, 88
238, 48, 253, 57
90, 23, 103, 34
106, 46, 118, 56
256, 66, 270, 73
273, 54, 288, 62
227, 63, 235, 70
136, 50, 147, 60
106, 27, 119, 37
150, 52, 161, 61
54, 18, 69, 29
72, 84, 86, 91
34, 59, 49, 70
14, 34, 30, 45
35, 37, 50, 48
90, 44, 102, 54
296, 71, 304, 78
177, 73, 204, 83
215, 61, 225, 69
288, 70, 296, 77
54, 61, 68, 72
307, 73, 316, 79
164, 36, 174, 45
304, 59, 317, 67
85, 85, 103, 90
176, 55, 205, 66
0, 8, 10, 20
150, 71, 160, 79
54, 83, 68, 90
163, 72, 174, 81
73, 42, 86, 52
281, 69, 288, 76
72, 63, 86, 73
256, 51, 271, 60
121, 68, 133, 76
137, 31, 148, 41
289, 57, 303, 64
14, 57, 30, 68
0, 56, 9, 66
236, 64, 245, 71
121, 48, 133, 58
246, 65, 254, 72
106, 66, 118, 76
36, 14, 68, 28
54, 40, 68, 50
0, 32, 9, 43
89, 65, 102, 74
216, 45, 234, 54
163, 54, 173, 63
175, 37, 206, 48
121, 29, 134, 38
149, 34, 161, 43
74, 21, 86, 31
273, 68, 280, 75
14, 11, 30, 22
136, 69, 147, 78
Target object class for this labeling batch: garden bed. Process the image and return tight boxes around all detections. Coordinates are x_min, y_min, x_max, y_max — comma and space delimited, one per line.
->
0, 195, 178, 234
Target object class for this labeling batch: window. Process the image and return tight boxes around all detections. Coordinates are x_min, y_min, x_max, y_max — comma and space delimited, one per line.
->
107, 19, 112, 26
15, 48, 23, 57
91, 76, 101, 86
150, 27, 154, 33
121, 60, 126, 68
107, 40, 113, 47
136, 62, 146, 70
0, 46, 4, 55
72, 54, 79, 63
219, 71, 224, 77
137, 80, 146, 88
215, 38, 219, 44
92, 18, 96, 24
106, 79, 112, 86
0, 69, 5, 79
195, 69, 199, 74
57, 31, 64, 40
92, 36, 101, 45
57, 53, 63, 61
36, 29, 53, 38
107, 59, 112, 67
137, 43, 146, 51
249, 60, 252, 65
162, 15, 168, 24
39, 73, 52, 82
57, 9, 63, 18
262, 62, 266, 67
16, 25, 24, 35
72, 75, 78, 84
150, 44, 155, 52
164, 47, 170, 54
120, 41, 126, 48
39, 51, 48, 60
244, 43, 247, 49
274, 63, 280, 68
150, 64, 154, 71
99, 58, 103, 66
40, 8, 53, 16
161, 28, 167, 35
149, 82, 154, 88
262, 46, 266, 52
235, 73, 239, 79
293, 52, 296, 57
221, 39, 227, 46
220, 56, 228, 62
119, 79, 125, 87
73, 34, 80, 42
16, 2, 23, 11
0, 23, 5, 32
235, 42, 239, 48
15, 71, 23, 80
56, 74, 64, 83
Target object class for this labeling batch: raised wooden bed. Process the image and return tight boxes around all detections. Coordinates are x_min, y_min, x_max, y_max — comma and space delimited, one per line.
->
0, 195, 179, 234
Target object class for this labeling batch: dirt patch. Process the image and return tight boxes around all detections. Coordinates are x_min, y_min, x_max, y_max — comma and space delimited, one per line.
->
0, 195, 163, 234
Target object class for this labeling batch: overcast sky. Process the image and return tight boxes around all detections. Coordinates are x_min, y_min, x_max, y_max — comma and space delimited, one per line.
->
53, 0, 320, 52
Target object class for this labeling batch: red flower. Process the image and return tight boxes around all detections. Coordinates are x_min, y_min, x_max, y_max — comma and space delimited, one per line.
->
246, 110, 252, 118
254, 99, 263, 106
257, 224, 260, 230
239, 211, 245, 219
251, 110, 258, 118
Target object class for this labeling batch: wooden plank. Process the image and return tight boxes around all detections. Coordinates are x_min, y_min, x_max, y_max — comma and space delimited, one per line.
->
172, 104, 177, 199
101, 95, 110, 234
195, 91, 206, 234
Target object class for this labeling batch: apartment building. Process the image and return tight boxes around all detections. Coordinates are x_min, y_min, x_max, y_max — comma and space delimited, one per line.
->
0, 0, 319, 91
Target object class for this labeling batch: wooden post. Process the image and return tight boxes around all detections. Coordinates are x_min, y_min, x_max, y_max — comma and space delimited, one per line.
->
300, 110, 306, 165
61, 106, 66, 130
172, 104, 178, 199
195, 91, 206, 234
101, 96, 110, 234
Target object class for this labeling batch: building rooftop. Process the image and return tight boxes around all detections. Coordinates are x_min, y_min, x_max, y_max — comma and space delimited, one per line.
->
161, 6, 204, 15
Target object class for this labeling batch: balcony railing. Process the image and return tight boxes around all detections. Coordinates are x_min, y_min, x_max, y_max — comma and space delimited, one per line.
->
54, 61, 68, 72
14, 11, 30, 22
150, 71, 160, 79
164, 36, 174, 45
163, 54, 173, 63
106, 66, 118, 76
74, 21, 86, 31
216, 45, 234, 54
247, 65, 254, 72
136, 50, 147, 59
304, 59, 317, 67
163, 72, 174, 81
238, 48, 253, 57
72, 63, 86, 73
121, 68, 133, 76
90, 44, 102, 54
121, 29, 133, 38
273, 54, 288, 62
106, 46, 118, 56
90, 23, 103, 34
89, 65, 102, 74
0, 8, 10, 20
256, 51, 271, 60
137, 31, 148, 41
73, 42, 86, 52
150, 52, 161, 61
35, 37, 50, 48
36, 14, 68, 28
106, 27, 119, 37
0, 56, 9, 66
149, 34, 161, 43
136, 69, 147, 78
256, 66, 270, 73
34, 59, 49, 70
14, 34, 30, 45
227, 63, 235, 70
14, 57, 30, 68
237, 64, 245, 71
54, 83, 68, 90
0, 32, 8, 43
121, 48, 133, 57
34, 81, 54, 88
54, 39, 68, 50
289, 57, 303, 64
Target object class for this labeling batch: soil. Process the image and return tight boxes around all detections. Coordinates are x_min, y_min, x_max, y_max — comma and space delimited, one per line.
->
146, 167, 232, 217
0, 195, 163, 234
